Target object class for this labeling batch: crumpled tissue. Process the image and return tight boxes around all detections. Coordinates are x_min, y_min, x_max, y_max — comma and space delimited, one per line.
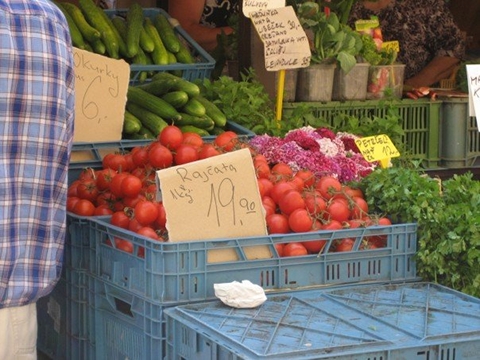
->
214, 280, 267, 309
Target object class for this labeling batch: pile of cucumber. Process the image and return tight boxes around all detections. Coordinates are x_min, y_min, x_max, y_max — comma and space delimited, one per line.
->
124, 73, 228, 139
55, 0, 195, 82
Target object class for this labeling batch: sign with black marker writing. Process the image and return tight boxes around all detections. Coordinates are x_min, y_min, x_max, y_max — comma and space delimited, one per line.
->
466, 65, 480, 121
72, 48, 130, 142
242, 0, 285, 18
355, 134, 400, 163
156, 148, 268, 242
250, 6, 311, 71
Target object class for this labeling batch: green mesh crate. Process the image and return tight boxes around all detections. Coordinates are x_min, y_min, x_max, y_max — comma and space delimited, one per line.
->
282, 99, 442, 168
441, 98, 480, 168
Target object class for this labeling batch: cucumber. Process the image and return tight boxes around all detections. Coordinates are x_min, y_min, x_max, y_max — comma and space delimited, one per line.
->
127, 86, 181, 121
179, 125, 210, 137
139, 25, 155, 53
126, 2, 144, 58
162, 91, 189, 109
79, 0, 119, 58
174, 42, 195, 64
99, 8, 128, 58
90, 38, 106, 55
123, 110, 142, 134
182, 97, 206, 117
143, 17, 169, 65
126, 102, 169, 136
137, 77, 178, 96
193, 95, 227, 128
175, 113, 215, 130
152, 72, 200, 97
56, 2, 85, 49
153, 13, 181, 53
61, 2, 101, 43
134, 126, 156, 139
111, 16, 127, 40
131, 47, 149, 83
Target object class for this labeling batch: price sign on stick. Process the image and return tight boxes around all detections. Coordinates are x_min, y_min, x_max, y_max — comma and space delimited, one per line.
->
72, 48, 130, 142
355, 134, 400, 168
250, 6, 311, 120
466, 65, 480, 122
156, 148, 268, 240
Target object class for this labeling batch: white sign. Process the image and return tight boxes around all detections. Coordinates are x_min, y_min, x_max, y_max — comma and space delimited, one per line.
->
466, 65, 480, 129
243, 0, 285, 18
250, 6, 311, 71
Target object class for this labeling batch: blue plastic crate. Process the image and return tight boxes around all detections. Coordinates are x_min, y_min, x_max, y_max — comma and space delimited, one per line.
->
104, 8, 215, 83
164, 282, 480, 359
37, 269, 96, 360
93, 276, 188, 360
92, 216, 418, 304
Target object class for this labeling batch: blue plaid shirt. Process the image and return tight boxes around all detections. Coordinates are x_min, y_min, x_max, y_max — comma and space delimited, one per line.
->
0, 0, 75, 308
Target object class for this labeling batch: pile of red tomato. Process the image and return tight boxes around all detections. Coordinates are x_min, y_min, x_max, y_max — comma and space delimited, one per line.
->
67, 125, 392, 257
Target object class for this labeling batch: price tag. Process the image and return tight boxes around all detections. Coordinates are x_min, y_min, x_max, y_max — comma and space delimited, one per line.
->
466, 65, 480, 121
250, 6, 311, 71
242, 0, 285, 18
355, 134, 400, 168
382, 41, 400, 53
156, 148, 268, 243
72, 48, 130, 142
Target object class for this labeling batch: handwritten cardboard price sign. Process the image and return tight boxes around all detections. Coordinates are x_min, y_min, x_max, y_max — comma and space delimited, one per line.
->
466, 64, 480, 121
156, 148, 268, 243
250, 6, 311, 72
355, 134, 400, 168
72, 48, 130, 142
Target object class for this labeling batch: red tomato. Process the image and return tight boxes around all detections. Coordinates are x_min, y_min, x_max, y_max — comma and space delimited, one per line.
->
325, 200, 351, 223
288, 176, 305, 192
72, 199, 95, 216
93, 204, 114, 216
335, 238, 355, 252
214, 131, 238, 152
67, 181, 80, 197
288, 208, 313, 233
278, 190, 305, 215
128, 218, 144, 233
270, 181, 295, 204
131, 146, 149, 167
266, 213, 290, 234
283, 242, 308, 257
322, 219, 343, 231
350, 196, 369, 219
271, 162, 293, 181
77, 168, 96, 182
258, 178, 274, 197
294, 169, 316, 188
96, 168, 117, 191
122, 194, 145, 209
67, 196, 80, 212
182, 132, 204, 149
302, 238, 327, 254
174, 144, 199, 165
109, 172, 129, 198
198, 143, 221, 159
136, 226, 160, 240
103, 153, 128, 172
115, 239, 134, 253
134, 200, 159, 226
110, 211, 131, 229
148, 143, 173, 169
153, 202, 167, 229
76, 179, 99, 202
159, 125, 184, 150
123, 153, 135, 172
254, 161, 271, 179
342, 185, 364, 199
316, 176, 342, 200
304, 191, 326, 216
274, 243, 285, 257
120, 174, 143, 198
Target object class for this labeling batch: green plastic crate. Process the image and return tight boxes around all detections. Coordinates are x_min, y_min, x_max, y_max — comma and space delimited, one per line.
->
441, 98, 480, 168
283, 98, 442, 168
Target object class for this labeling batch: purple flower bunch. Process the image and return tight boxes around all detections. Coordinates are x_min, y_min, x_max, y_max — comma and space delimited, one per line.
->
249, 126, 376, 183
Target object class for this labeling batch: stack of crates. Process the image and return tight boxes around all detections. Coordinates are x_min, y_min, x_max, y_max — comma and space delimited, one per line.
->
87, 216, 418, 359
